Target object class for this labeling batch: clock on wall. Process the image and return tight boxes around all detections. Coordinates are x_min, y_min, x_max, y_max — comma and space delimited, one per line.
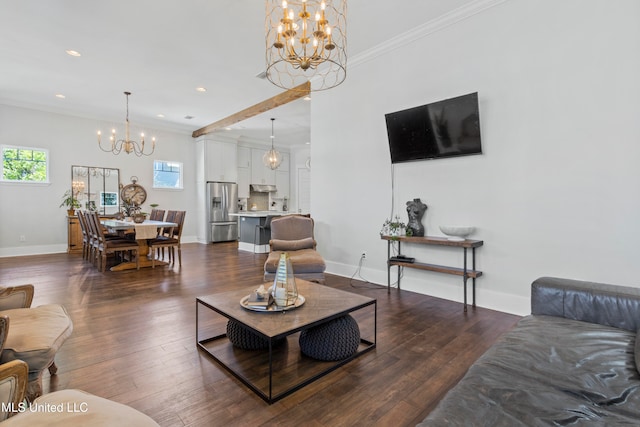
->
120, 176, 147, 205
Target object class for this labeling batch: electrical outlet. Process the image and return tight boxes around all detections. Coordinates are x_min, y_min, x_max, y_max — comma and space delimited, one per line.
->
361, 251, 367, 259
19, 235, 26, 242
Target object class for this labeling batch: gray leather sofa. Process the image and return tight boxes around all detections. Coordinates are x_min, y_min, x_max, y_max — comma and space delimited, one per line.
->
419, 277, 640, 426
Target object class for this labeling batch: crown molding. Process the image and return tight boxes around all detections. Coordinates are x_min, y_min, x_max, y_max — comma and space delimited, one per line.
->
0, 100, 196, 136
350, 0, 508, 69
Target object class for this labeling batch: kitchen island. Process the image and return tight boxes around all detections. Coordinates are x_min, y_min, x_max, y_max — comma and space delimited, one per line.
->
230, 211, 288, 253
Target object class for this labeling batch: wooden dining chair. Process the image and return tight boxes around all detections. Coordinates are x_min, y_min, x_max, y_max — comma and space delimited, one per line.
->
149, 210, 186, 268
87, 212, 141, 272
162, 210, 178, 234
150, 209, 165, 221
83, 212, 110, 264
76, 210, 91, 261
83, 211, 100, 265
154, 210, 177, 261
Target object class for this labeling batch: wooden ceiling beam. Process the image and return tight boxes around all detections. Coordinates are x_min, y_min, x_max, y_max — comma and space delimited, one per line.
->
191, 81, 311, 138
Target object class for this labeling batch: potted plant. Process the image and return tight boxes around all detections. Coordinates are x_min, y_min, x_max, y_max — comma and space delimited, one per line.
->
59, 190, 81, 216
380, 215, 413, 238
121, 198, 138, 220
121, 198, 146, 222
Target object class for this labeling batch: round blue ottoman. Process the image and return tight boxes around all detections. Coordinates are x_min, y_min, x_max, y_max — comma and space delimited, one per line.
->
299, 315, 361, 361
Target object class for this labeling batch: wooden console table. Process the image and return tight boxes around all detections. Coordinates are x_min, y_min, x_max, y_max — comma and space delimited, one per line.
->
381, 235, 484, 311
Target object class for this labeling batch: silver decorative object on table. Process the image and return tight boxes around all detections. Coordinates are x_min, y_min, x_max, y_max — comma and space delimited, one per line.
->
271, 252, 299, 308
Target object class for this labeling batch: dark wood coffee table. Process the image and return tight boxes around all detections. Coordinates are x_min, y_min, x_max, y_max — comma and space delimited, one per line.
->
196, 279, 377, 404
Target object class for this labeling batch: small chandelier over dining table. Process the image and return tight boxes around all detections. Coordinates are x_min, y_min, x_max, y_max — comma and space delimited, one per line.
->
263, 118, 282, 170
97, 91, 156, 156
265, 0, 347, 91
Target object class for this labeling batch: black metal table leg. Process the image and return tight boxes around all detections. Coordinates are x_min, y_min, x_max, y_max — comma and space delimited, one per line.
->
387, 240, 391, 293
397, 241, 401, 290
472, 247, 476, 308
463, 247, 468, 312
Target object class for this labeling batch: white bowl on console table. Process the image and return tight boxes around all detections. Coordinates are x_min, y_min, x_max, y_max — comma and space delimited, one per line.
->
439, 226, 475, 241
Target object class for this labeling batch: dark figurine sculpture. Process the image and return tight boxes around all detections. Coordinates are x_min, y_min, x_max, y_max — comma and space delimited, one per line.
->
406, 198, 428, 237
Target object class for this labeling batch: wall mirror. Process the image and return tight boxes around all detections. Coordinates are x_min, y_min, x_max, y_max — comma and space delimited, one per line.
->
71, 166, 120, 215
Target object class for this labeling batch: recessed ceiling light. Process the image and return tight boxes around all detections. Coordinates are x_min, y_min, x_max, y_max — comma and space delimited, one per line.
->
157, 114, 165, 118
196, 87, 207, 92
306, 141, 310, 145
55, 94, 66, 99
65, 50, 81, 57
304, 96, 311, 101
224, 127, 232, 131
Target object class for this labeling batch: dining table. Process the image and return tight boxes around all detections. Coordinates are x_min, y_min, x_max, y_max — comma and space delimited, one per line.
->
101, 219, 178, 271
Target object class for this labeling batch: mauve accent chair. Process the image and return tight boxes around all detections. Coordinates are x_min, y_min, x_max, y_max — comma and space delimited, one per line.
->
264, 215, 326, 283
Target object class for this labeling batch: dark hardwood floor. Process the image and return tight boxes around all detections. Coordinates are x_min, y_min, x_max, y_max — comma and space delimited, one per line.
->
0, 242, 520, 426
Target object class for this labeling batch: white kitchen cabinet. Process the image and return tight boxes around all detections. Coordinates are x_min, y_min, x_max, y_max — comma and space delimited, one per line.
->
237, 167, 250, 198
275, 170, 289, 199
237, 146, 251, 197
206, 140, 237, 182
237, 146, 251, 168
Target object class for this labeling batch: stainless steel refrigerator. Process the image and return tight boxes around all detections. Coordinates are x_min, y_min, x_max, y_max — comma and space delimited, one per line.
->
207, 181, 238, 242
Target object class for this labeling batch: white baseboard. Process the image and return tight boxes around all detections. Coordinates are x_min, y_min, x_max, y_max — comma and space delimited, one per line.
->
237, 241, 266, 253
0, 244, 68, 258
180, 235, 199, 244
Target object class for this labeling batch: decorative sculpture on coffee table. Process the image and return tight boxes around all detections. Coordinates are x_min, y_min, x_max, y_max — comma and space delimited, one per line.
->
406, 198, 428, 237
271, 253, 298, 308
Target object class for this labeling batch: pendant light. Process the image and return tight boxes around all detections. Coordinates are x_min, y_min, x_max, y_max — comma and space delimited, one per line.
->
97, 92, 156, 156
263, 118, 282, 170
265, 0, 347, 91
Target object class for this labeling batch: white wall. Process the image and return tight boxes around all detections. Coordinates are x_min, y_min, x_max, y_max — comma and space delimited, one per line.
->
290, 145, 311, 213
311, 0, 640, 315
0, 105, 197, 256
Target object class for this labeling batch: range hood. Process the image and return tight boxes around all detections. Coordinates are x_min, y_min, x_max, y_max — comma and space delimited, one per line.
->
250, 184, 277, 193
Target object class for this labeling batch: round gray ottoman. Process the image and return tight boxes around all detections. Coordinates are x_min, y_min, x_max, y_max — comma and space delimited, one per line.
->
226, 320, 284, 350
299, 315, 361, 361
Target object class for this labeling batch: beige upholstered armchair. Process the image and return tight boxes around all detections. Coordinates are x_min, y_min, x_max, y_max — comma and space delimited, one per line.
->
264, 215, 326, 283
0, 360, 160, 426
0, 316, 25, 423
0, 306, 157, 426
0, 285, 73, 401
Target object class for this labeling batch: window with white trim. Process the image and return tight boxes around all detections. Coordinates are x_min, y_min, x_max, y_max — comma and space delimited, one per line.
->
1, 145, 49, 183
153, 160, 183, 189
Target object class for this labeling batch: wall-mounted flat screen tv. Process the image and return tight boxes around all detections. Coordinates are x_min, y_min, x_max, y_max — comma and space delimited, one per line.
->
385, 92, 482, 164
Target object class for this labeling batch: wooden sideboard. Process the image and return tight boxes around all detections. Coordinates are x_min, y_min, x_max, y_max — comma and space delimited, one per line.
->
381, 235, 484, 311
67, 216, 82, 253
